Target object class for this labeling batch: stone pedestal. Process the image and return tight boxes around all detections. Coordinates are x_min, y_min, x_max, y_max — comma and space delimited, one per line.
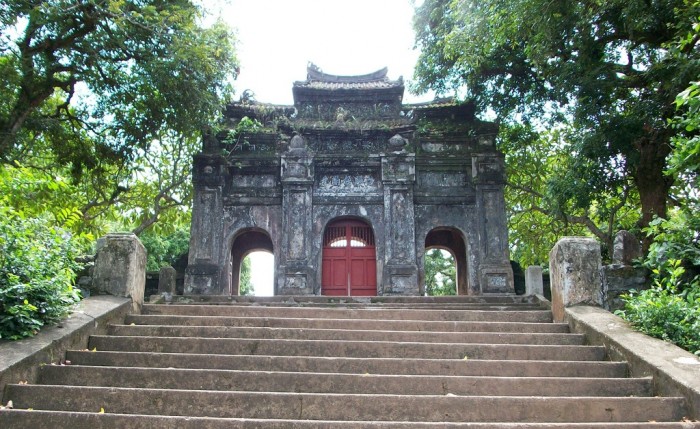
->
525, 265, 544, 296
549, 237, 602, 322
92, 233, 146, 313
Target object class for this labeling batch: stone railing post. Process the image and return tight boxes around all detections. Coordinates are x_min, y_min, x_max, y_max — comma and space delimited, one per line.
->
525, 265, 544, 296
158, 265, 177, 295
549, 237, 602, 322
92, 233, 146, 313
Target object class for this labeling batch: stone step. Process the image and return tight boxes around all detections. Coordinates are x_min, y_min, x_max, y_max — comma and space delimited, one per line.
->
87, 335, 607, 360
66, 351, 629, 378
37, 365, 652, 397
164, 302, 546, 311
107, 325, 585, 345
167, 295, 537, 305
142, 304, 553, 322
125, 314, 570, 333
3, 385, 689, 422
5, 410, 700, 429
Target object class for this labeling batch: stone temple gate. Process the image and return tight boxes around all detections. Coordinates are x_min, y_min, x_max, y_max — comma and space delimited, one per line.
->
184, 65, 514, 296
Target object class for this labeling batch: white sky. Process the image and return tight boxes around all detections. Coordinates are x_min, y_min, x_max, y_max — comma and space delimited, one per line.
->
211, 0, 433, 105
210, 0, 433, 295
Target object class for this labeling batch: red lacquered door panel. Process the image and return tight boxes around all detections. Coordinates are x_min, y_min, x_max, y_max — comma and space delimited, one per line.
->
322, 220, 376, 296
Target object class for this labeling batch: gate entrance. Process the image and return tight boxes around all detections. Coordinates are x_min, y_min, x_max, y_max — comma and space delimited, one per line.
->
322, 219, 377, 296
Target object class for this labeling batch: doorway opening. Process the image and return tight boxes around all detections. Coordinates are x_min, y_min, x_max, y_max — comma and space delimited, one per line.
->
424, 248, 457, 296
424, 228, 468, 295
321, 218, 377, 296
230, 229, 274, 295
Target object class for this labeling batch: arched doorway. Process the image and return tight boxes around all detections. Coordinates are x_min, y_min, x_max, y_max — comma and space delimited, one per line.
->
230, 229, 273, 295
322, 219, 377, 296
424, 228, 468, 295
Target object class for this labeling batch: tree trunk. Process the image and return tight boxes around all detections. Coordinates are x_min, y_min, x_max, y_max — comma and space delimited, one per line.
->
633, 130, 672, 253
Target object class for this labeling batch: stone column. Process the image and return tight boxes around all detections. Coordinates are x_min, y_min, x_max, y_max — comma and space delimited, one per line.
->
549, 237, 603, 322
92, 233, 146, 313
381, 136, 418, 295
184, 153, 227, 294
472, 152, 514, 293
525, 265, 544, 296
278, 135, 315, 295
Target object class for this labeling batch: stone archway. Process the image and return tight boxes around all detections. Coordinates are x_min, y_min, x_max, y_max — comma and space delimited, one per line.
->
230, 229, 273, 295
424, 228, 468, 295
321, 218, 377, 296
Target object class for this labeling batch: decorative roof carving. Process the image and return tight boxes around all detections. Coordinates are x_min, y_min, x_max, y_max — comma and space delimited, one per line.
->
295, 63, 403, 91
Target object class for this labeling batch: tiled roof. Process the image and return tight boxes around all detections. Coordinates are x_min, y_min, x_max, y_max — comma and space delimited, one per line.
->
295, 80, 403, 90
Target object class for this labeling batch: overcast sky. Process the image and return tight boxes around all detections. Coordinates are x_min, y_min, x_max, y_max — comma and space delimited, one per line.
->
212, 0, 432, 106
207, 0, 431, 294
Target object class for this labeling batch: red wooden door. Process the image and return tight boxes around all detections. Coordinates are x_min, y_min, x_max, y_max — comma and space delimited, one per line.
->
322, 220, 377, 296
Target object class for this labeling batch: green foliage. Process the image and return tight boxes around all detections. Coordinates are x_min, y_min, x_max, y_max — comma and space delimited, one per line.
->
239, 256, 254, 296
669, 79, 700, 194
139, 226, 190, 272
616, 259, 700, 355
0, 207, 83, 340
424, 249, 456, 296
1, 1, 239, 167
413, 0, 700, 252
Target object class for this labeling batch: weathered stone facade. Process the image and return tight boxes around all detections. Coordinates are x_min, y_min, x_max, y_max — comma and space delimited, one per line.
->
185, 65, 514, 295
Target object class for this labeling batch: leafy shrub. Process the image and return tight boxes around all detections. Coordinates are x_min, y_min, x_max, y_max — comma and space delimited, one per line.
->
0, 207, 83, 340
616, 259, 700, 355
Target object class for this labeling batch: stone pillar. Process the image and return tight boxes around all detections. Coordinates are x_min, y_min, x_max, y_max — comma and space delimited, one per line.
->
382, 138, 418, 295
549, 237, 603, 322
92, 233, 146, 313
472, 152, 514, 293
185, 153, 227, 294
158, 266, 177, 295
603, 230, 647, 311
525, 265, 544, 296
278, 135, 315, 295
612, 230, 643, 265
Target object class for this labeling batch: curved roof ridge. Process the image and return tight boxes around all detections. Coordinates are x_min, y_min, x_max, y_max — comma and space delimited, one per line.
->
306, 63, 389, 83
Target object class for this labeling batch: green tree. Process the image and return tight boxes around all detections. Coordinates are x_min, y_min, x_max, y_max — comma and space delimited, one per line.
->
413, 0, 700, 252
0, 1, 238, 238
1, 0, 238, 170
239, 255, 254, 296
139, 225, 190, 272
424, 249, 456, 296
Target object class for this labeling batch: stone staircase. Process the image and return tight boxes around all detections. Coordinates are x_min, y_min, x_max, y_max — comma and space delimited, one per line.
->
1, 296, 699, 428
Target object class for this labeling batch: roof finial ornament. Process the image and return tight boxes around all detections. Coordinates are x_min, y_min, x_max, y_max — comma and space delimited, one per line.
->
307, 62, 322, 80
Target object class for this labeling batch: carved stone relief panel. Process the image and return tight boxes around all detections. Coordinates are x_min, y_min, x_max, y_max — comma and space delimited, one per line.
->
482, 190, 506, 259
286, 190, 309, 260
231, 174, 277, 188
382, 155, 415, 183
472, 154, 504, 184
308, 136, 382, 153
417, 171, 468, 188
386, 188, 416, 264
281, 156, 314, 182
315, 173, 379, 195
